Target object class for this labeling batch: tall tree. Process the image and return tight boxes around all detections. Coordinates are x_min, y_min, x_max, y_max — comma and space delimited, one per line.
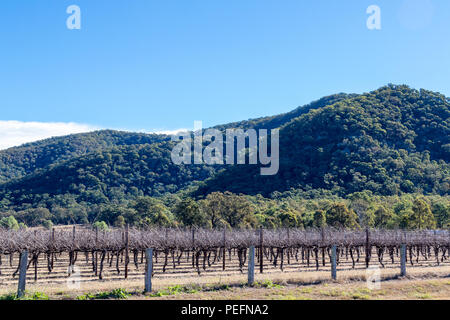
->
326, 203, 360, 229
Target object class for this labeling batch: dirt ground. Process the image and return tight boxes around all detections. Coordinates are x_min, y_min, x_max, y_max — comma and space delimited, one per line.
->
1, 264, 448, 300
140, 277, 450, 300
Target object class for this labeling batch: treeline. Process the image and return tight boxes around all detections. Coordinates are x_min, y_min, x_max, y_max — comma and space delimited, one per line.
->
1, 191, 448, 231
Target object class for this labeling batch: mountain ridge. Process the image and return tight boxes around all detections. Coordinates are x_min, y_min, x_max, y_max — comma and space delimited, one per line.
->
0, 130, 170, 183
197, 85, 449, 196
0, 92, 353, 184
0, 84, 449, 213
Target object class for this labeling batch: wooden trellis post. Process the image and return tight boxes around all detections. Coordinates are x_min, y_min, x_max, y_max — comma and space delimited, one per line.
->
400, 244, 407, 276
331, 245, 337, 280
321, 228, 326, 266
259, 227, 264, 273
287, 228, 291, 265
17, 250, 28, 298
248, 246, 255, 286
95, 227, 99, 276
69, 225, 76, 275
125, 224, 129, 279
33, 230, 38, 282
365, 228, 370, 268
144, 248, 153, 293
222, 229, 226, 271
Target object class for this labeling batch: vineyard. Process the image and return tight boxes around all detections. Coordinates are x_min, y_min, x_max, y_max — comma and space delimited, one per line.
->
0, 227, 449, 292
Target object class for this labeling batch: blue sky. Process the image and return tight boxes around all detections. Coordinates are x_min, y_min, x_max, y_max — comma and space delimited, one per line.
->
0, 0, 449, 148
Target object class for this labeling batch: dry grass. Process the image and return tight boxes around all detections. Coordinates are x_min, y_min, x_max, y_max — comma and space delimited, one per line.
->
140, 277, 450, 300
1, 263, 448, 300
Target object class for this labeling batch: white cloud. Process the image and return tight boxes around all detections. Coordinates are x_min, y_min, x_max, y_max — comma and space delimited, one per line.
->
143, 128, 190, 136
0, 120, 192, 151
0, 120, 99, 150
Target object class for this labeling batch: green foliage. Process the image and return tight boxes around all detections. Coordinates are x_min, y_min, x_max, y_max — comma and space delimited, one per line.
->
0, 293, 17, 300
42, 219, 53, 230
312, 210, 326, 228
115, 215, 126, 228
0, 85, 448, 230
277, 204, 303, 228
149, 285, 201, 297
77, 288, 130, 300
254, 280, 284, 289
326, 203, 360, 229
374, 206, 397, 229
200, 192, 257, 229
431, 202, 449, 229
174, 198, 208, 227
198, 85, 450, 197
409, 198, 437, 230
132, 197, 174, 227
0, 130, 169, 184
0, 141, 216, 211
15, 208, 52, 227
349, 192, 376, 227
92, 221, 109, 231
0, 215, 19, 230
0, 188, 448, 230
24, 292, 50, 300
0, 291, 49, 300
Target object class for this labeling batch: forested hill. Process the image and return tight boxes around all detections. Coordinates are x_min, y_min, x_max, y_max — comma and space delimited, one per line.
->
0, 130, 169, 183
0, 141, 216, 209
0, 93, 351, 185
0, 85, 449, 212
197, 85, 450, 197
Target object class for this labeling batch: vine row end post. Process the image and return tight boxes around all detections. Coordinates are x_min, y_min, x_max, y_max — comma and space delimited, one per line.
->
365, 228, 370, 268
144, 248, 153, 293
17, 250, 28, 298
259, 227, 263, 274
331, 245, 337, 280
248, 246, 255, 286
400, 244, 407, 277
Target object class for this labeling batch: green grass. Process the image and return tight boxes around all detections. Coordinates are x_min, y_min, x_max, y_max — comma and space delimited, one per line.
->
148, 284, 201, 297
0, 291, 49, 300
147, 283, 232, 297
414, 293, 433, 300
276, 294, 311, 300
349, 292, 371, 300
76, 288, 131, 300
207, 284, 231, 291
254, 280, 284, 289
319, 289, 343, 297
300, 287, 313, 293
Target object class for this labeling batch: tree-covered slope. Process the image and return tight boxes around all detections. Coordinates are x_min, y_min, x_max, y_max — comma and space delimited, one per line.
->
0, 92, 354, 204
0, 85, 448, 212
197, 85, 450, 197
0, 141, 216, 209
0, 130, 169, 183
0, 94, 349, 185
